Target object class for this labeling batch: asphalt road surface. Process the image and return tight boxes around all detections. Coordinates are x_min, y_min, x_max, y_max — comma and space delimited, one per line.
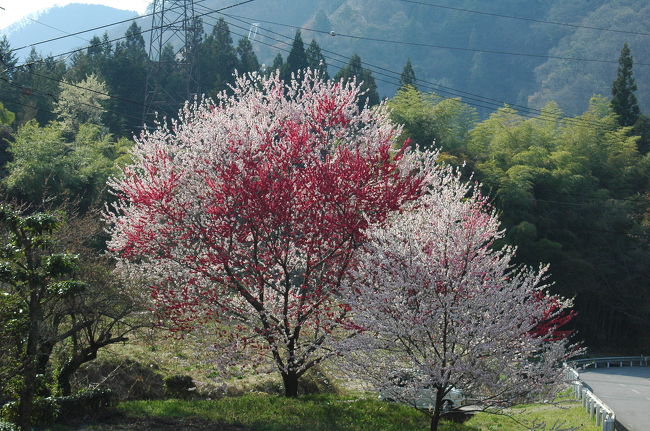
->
579, 367, 650, 431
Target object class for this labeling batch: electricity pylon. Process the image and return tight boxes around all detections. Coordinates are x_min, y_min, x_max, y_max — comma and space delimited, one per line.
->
143, 0, 200, 126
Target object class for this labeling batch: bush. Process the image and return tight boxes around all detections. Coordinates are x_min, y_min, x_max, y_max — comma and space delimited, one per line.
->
73, 358, 164, 400
164, 375, 196, 399
0, 421, 18, 431
298, 367, 339, 395
57, 388, 115, 419
0, 397, 59, 426
0, 389, 115, 426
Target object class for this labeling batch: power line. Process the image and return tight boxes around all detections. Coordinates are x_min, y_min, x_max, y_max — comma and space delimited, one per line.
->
224, 13, 650, 67
214, 12, 612, 131
25, 17, 92, 46
8, 0, 206, 53
2, 0, 257, 113
0, 1, 620, 134
396, 0, 650, 38
10, 0, 255, 63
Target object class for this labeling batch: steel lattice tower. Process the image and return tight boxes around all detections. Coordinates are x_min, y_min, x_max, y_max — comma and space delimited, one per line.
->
143, 0, 199, 126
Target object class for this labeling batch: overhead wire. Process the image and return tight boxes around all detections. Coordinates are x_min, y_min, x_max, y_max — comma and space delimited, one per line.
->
8, 0, 214, 53
223, 13, 650, 67
25, 17, 93, 46
211, 11, 612, 131
1, 0, 258, 116
0, 0, 628, 133
1, 4, 646, 239
395, 0, 650, 38
10, 0, 256, 69
0, 76, 144, 123
3, 1, 627, 132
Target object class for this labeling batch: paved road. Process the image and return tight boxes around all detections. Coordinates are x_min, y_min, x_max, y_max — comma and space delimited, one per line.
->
579, 367, 650, 431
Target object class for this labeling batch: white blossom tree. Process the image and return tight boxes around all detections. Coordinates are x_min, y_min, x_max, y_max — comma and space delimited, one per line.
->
339, 168, 578, 431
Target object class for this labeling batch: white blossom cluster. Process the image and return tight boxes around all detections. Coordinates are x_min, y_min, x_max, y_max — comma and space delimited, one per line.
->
338, 166, 578, 416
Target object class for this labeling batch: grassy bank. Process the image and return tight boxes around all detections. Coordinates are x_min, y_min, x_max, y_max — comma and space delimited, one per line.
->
113, 392, 600, 431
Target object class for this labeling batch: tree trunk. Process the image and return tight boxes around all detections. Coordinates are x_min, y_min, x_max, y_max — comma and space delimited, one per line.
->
18, 295, 40, 431
429, 387, 445, 431
282, 371, 299, 397
57, 359, 82, 397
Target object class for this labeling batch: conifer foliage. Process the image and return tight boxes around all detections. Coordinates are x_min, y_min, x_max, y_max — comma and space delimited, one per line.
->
611, 43, 640, 127
399, 59, 417, 90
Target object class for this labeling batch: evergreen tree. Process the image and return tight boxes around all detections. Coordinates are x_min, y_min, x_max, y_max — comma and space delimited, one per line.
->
13, 49, 66, 126
104, 22, 148, 135
334, 54, 380, 108
271, 53, 284, 75
198, 18, 238, 95
306, 39, 328, 80
237, 38, 260, 75
0, 36, 20, 116
283, 30, 308, 81
611, 43, 640, 127
399, 59, 417, 90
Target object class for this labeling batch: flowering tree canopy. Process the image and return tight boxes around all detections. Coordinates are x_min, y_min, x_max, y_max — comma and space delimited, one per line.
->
105, 71, 426, 396
339, 169, 577, 431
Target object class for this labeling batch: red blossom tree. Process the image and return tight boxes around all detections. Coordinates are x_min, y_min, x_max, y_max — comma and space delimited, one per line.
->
105, 71, 425, 396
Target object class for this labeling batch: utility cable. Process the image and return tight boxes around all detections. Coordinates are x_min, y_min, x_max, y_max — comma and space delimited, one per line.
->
395, 0, 650, 38
8, 0, 213, 53
3, 0, 258, 113
10, 0, 256, 67
0, 76, 144, 123
224, 13, 650, 67
213, 12, 612, 131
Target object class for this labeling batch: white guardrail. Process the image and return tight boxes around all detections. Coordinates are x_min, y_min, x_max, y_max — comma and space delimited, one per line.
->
564, 356, 649, 431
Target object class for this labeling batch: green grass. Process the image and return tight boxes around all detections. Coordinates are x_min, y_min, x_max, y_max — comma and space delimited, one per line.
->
117, 392, 601, 431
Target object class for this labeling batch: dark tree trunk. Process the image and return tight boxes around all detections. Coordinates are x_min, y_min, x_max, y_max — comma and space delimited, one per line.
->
18, 295, 40, 431
57, 356, 86, 397
282, 371, 299, 397
429, 386, 445, 431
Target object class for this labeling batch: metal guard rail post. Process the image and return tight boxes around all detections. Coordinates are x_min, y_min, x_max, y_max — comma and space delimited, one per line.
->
564, 364, 616, 431
569, 355, 648, 370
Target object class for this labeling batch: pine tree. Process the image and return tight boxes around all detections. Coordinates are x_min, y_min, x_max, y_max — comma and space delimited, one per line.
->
334, 54, 380, 108
283, 30, 308, 81
399, 59, 417, 90
237, 38, 260, 75
198, 18, 238, 95
306, 40, 328, 80
611, 43, 640, 127
271, 53, 284, 75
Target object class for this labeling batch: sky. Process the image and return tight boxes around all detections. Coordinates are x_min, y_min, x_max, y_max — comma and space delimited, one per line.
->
0, 0, 151, 30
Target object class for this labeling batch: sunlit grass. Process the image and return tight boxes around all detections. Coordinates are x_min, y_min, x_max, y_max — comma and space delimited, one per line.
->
118, 392, 600, 431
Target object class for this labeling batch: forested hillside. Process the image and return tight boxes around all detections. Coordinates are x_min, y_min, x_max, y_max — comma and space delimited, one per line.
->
219, 0, 650, 115
1, 3, 649, 429
7, 0, 649, 116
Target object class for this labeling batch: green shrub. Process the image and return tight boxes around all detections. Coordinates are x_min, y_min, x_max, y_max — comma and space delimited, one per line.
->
0, 421, 18, 431
73, 358, 164, 400
164, 375, 196, 399
0, 389, 115, 425
57, 388, 115, 419
0, 397, 60, 426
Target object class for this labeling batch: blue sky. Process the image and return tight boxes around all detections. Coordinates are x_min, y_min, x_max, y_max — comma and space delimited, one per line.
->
0, 1, 150, 31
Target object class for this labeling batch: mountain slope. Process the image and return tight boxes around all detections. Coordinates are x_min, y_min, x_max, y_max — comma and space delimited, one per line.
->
3, 4, 140, 62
